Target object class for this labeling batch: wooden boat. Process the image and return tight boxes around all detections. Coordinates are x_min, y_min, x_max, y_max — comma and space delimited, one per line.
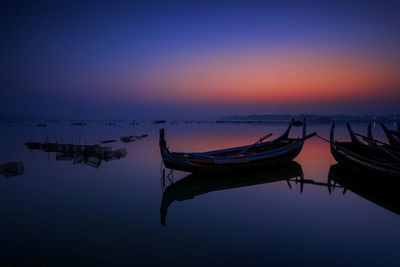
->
347, 122, 400, 158
380, 122, 400, 149
160, 161, 303, 225
159, 119, 316, 172
330, 122, 400, 178
328, 164, 400, 215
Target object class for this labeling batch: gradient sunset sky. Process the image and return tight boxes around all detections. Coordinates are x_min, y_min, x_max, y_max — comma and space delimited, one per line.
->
1, 0, 399, 119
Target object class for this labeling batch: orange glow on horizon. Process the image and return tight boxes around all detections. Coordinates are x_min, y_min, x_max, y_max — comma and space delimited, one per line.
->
136, 49, 400, 105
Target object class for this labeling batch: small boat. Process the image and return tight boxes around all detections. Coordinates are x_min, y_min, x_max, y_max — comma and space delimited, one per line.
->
101, 139, 117, 144
328, 164, 400, 215
159, 119, 316, 172
120, 136, 135, 143
0, 161, 24, 177
330, 122, 400, 178
380, 122, 400, 149
120, 134, 148, 143
160, 161, 304, 225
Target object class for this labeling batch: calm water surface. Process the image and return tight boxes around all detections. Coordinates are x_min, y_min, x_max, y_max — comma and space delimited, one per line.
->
0, 121, 399, 266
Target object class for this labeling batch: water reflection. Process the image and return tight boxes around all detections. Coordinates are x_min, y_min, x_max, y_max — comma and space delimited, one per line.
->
328, 164, 400, 215
160, 161, 400, 226
25, 141, 127, 168
160, 161, 304, 225
1, 121, 399, 265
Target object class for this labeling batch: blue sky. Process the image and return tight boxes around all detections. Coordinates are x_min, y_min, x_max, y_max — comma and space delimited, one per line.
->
1, 0, 399, 119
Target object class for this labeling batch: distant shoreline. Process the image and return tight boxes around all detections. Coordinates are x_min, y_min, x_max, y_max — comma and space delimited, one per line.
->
1, 113, 399, 126
218, 114, 400, 123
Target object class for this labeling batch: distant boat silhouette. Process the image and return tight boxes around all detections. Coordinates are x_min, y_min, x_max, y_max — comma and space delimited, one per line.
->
120, 134, 148, 143
0, 162, 24, 177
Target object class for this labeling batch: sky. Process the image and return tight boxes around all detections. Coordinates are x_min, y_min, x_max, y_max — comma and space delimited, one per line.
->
1, 0, 400, 119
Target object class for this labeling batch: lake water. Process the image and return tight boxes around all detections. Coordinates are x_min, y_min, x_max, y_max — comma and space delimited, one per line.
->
0, 121, 399, 266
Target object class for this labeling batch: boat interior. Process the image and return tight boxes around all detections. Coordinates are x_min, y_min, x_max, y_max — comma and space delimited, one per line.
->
336, 142, 400, 163
171, 137, 298, 159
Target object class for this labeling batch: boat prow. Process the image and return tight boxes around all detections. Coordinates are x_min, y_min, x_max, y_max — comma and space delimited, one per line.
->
330, 122, 400, 178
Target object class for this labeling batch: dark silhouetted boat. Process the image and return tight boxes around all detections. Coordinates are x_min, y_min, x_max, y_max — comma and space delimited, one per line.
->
159, 119, 316, 172
101, 139, 117, 144
380, 122, 400, 149
120, 134, 148, 143
348, 122, 397, 153
160, 161, 303, 225
0, 161, 24, 177
328, 164, 400, 215
341, 123, 400, 171
362, 123, 400, 154
330, 122, 400, 178
120, 136, 135, 143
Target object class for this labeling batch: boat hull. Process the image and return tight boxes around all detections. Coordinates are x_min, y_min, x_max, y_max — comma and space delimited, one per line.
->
160, 119, 312, 173
330, 143, 400, 178
161, 141, 304, 172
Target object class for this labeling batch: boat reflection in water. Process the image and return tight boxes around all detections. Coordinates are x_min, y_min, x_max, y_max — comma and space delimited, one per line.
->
160, 161, 304, 226
160, 162, 400, 226
328, 164, 400, 215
